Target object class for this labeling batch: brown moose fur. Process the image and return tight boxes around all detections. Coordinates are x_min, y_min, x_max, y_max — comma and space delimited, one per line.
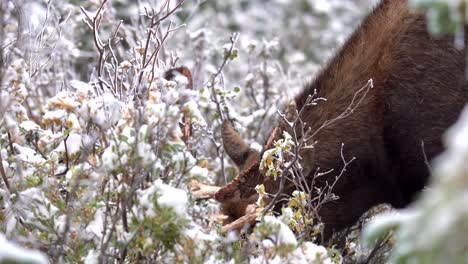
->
212, 0, 468, 239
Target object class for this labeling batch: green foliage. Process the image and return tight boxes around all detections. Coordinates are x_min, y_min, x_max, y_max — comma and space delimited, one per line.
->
130, 201, 188, 257
259, 131, 294, 180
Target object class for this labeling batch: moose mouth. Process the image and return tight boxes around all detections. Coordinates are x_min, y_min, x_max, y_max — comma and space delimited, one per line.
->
189, 179, 259, 232
190, 102, 298, 233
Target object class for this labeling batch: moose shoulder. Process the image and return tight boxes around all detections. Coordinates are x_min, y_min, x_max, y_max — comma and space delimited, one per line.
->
191, 0, 468, 239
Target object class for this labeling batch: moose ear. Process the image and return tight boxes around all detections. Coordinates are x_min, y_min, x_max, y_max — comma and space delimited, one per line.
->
222, 120, 260, 170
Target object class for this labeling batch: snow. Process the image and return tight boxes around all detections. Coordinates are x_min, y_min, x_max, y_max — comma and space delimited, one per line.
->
89, 93, 122, 129
101, 143, 119, 171
138, 179, 188, 217
250, 142, 263, 152
189, 166, 209, 179
66, 113, 82, 131
137, 142, 156, 165
121, 127, 136, 145
70, 80, 94, 97
362, 211, 414, 248
301, 242, 333, 263
52, 132, 83, 156
83, 249, 99, 264
54, 215, 67, 235
172, 151, 197, 170
146, 103, 166, 123
48, 91, 80, 111
154, 180, 188, 216
250, 241, 333, 264
19, 120, 41, 132
312, 0, 332, 13
14, 144, 46, 164
183, 100, 207, 126
85, 207, 105, 241
185, 223, 218, 242
263, 216, 297, 246
0, 233, 49, 264
43, 109, 67, 123
444, 106, 468, 156
19, 188, 58, 220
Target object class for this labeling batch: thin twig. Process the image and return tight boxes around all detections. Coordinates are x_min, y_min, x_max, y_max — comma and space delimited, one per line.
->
0, 151, 11, 192
421, 140, 432, 174
206, 33, 239, 121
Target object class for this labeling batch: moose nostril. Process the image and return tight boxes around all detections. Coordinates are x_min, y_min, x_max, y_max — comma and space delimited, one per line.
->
214, 190, 225, 201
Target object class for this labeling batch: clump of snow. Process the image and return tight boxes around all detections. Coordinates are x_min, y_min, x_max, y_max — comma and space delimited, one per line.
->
301, 242, 333, 263
312, 0, 332, 13
0, 233, 49, 264
47, 91, 80, 111
185, 223, 218, 242
66, 113, 82, 131
262, 216, 297, 246
84, 207, 105, 241
18, 188, 58, 221
250, 240, 333, 264
183, 100, 207, 126
137, 142, 156, 165
70, 80, 94, 97
154, 180, 188, 216
138, 179, 188, 217
19, 120, 41, 132
14, 144, 46, 165
190, 166, 209, 179
89, 93, 122, 129
42, 109, 67, 125
101, 143, 119, 171
52, 132, 82, 156
83, 249, 99, 264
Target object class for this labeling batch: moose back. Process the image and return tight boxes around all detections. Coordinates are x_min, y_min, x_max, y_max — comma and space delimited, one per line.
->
190, 0, 468, 239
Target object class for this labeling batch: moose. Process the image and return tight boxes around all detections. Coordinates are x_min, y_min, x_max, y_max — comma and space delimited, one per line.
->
189, 0, 468, 241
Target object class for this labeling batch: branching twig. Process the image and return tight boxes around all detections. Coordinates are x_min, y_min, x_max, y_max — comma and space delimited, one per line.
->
206, 32, 239, 122
261, 80, 371, 230
55, 133, 70, 177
